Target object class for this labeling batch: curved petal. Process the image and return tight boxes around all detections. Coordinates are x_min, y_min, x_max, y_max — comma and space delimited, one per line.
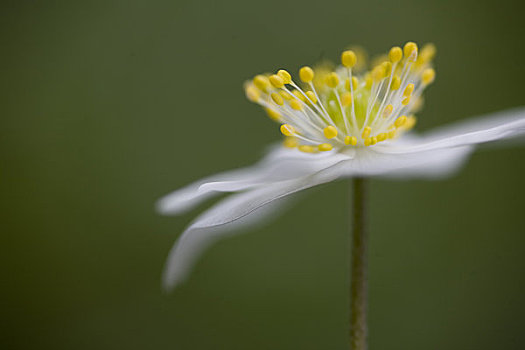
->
370, 145, 474, 179
162, 159, 350, 291
377, 106, 525, 154
157, 146, 351, 215
331, 145, 474, 180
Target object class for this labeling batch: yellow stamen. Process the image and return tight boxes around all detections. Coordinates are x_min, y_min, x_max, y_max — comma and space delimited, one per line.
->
280, 124, 295, 136
364, 138, 372, 146
245, 85, 260, 102
277, 69, 292, 84
253, 75, 270, 91
318, 143, 333, 152
283, 137, 298, 148
388, 46, 403, 63
279, 90, 292, 100
419, 43, 436, 64
362, 126, 371, 139
290, 99, 302, 110
381, 61, 392, 76
395, 115, 407, 128
341, 92, 353, 107
403, 42, 418, 61
341, 50, 357, 68
403, 83, 415, 96
344, 136, 358, 145
298, 145, 315, 153
382, 104, 393, 117
405, 115, 417, 129
372, 65, 386, 82
377, 133, 387, 142
299, 66, 314, 83
265, 108, 281, 121
271, 92, 284, 105
388, 130, 397, 139
269, 74, 284, 88
390, 75, 401, 90
345, 77, 358, 91
323, 125, 338, 139
326, 72, 340, 88
422, 68, 436, 85
293, 90, 306, 102
306, 90, 317, 104
365, 74, 373, 89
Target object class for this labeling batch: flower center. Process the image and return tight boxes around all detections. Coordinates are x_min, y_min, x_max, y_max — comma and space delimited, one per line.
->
245, 41, 436, 153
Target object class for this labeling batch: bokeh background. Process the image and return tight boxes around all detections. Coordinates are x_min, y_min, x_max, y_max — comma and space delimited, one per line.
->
2, 0, 525, 349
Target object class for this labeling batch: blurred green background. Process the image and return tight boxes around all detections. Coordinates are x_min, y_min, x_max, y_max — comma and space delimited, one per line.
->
2, 0, 525, 349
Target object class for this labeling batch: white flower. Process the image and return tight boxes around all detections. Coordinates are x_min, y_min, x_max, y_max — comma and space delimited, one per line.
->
157, 42, 525, 290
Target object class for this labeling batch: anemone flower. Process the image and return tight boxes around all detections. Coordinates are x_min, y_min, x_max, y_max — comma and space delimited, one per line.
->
157, 42, 525, 350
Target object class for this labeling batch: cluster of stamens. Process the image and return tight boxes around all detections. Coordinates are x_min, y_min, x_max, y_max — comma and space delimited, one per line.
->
245, 41, 436, 153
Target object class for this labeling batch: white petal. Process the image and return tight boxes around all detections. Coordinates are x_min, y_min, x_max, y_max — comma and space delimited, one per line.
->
334, 146, 474, 179
157, 146, 350, 215
162, 159, 349, 290
371, 145, 474, 179
378, 106, 525, 154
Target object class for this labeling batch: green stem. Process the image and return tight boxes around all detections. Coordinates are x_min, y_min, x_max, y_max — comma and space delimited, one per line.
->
350, 178, 368, 350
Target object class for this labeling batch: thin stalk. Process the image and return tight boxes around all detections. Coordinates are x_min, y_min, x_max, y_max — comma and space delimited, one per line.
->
350, 177, 368, 350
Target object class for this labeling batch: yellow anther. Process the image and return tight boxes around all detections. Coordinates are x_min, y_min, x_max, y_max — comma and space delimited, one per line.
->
280, 124, 295, 136
277, 69, 292, 84
390, 75, 401, 90
245, 85, 260, 102
318, 143, 333, 152
290, 99, 303, 110
381, 61, 392, 76
305, 90, 317, 104
283, 137, 298, 148
341, 50, 357, 68
403, 42, 418, 61
419, 43, 436, 63
402, 96, 411, 105
344, 136, 357, 145
292, 90, 306, 102
253, 75, 270, 91
382, 104, 393, 117
344, 77, 358, 91
389, 46, 403, 63
388, 130, 397, 139
298, 145, 315, 153
377, 133, 387, 142
395, 115, 407, 128
341, 92, 353, 107
405, 115, 417, 130
364, 138, 372, 146
271, 92, 284, 105
412, 97, 424, 112
372, 65, 386, 82
323, 125, 338, 139
269, 74, 284, 88
365, 74, 373, 89
265, 108, 281, 121
403, 83, 415, 96
371, 136, 377, 145
299, 66, 314, 83
279, 90, 292, 100
326, 72, 340, 88
362, 126, 371, 139
422, 68, 436, 85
